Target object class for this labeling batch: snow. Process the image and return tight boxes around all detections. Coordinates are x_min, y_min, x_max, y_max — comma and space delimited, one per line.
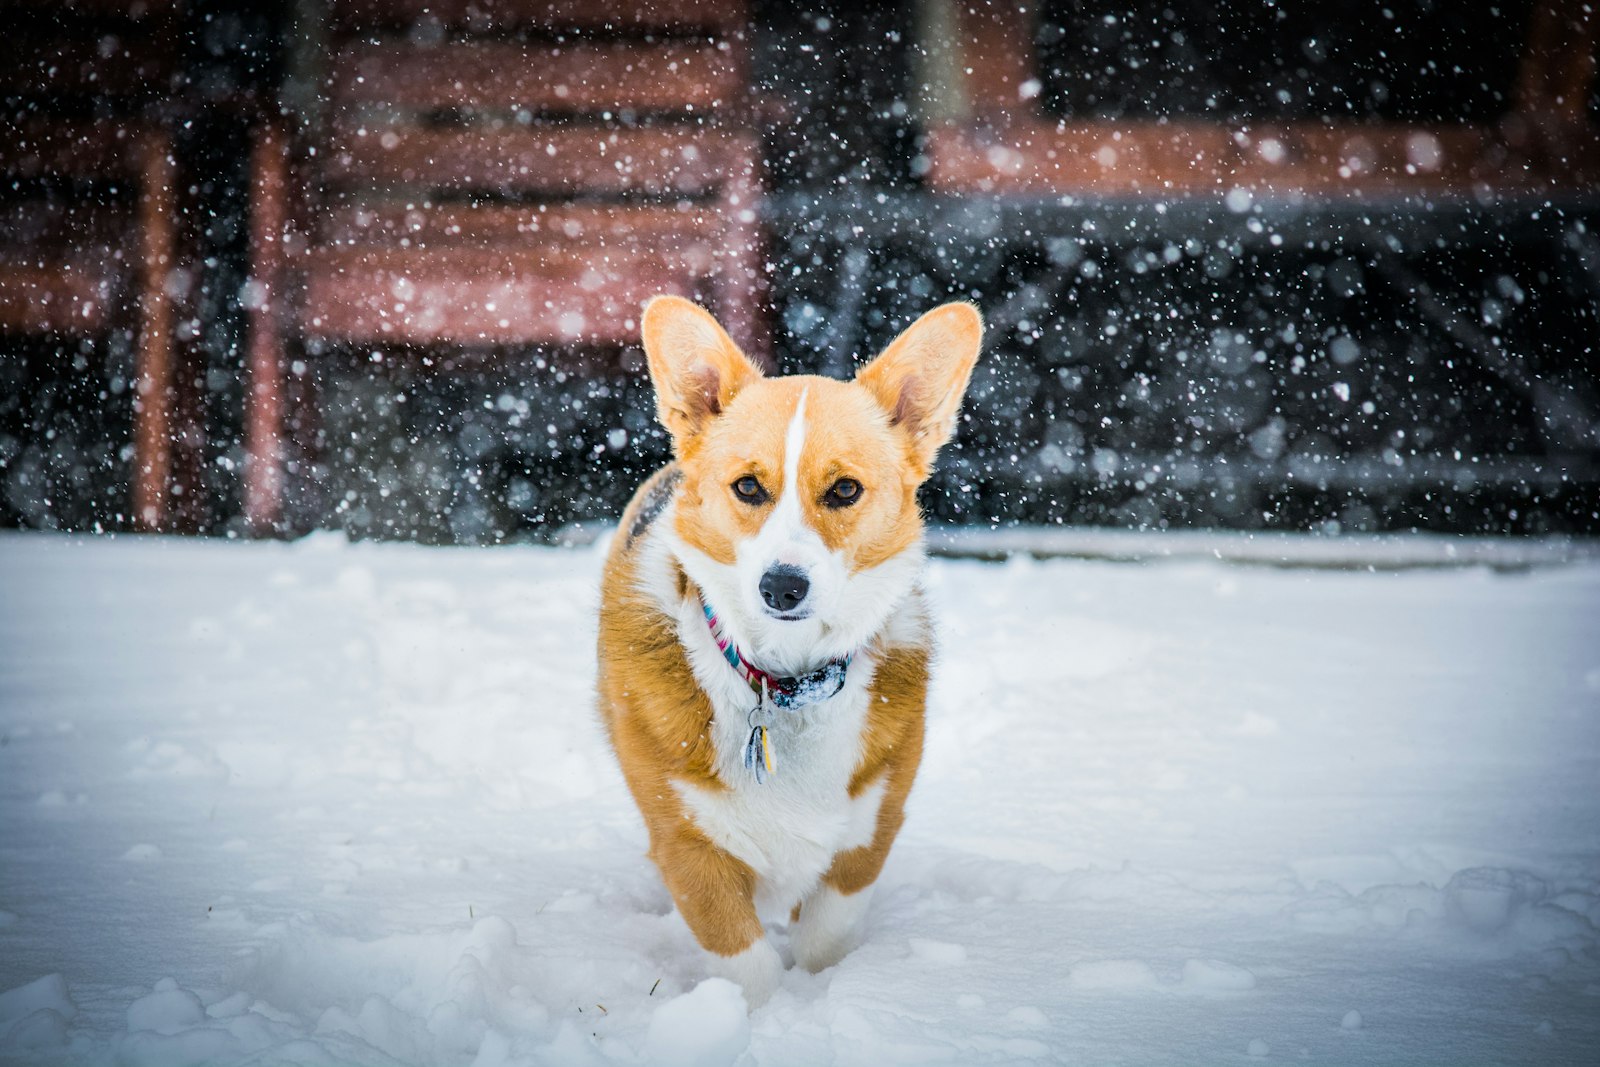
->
1, 529, 1598, 1065
640, 979, 749, 1067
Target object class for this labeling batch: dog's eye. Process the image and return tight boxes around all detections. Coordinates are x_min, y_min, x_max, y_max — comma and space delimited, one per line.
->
732, 475, 768, 505
824, 478, 862, 508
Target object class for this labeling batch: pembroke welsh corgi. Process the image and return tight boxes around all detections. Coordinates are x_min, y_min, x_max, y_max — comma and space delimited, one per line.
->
597, 295, 983, 1006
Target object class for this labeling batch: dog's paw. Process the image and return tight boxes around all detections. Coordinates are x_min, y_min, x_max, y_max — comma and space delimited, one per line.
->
707, 937, 782, 1008
791, 885, 872, 973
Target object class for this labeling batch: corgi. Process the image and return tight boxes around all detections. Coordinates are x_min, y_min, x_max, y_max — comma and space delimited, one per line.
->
597, 295, 982, 1006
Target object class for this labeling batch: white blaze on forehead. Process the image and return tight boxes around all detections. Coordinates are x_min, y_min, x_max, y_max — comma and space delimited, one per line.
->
729, 383, 846, 663
782, 389, 809, 502
748, 387, 820, 565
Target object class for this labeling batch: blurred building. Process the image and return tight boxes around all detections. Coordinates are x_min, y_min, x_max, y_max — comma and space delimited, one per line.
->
2, 0, 1597, 540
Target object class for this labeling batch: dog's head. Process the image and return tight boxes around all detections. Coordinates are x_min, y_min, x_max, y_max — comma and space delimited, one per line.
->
641, 296, 982, 671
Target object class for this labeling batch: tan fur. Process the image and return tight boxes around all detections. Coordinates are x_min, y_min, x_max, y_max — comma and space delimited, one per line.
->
856, 302, 985, 477
599, 475, 759, 952
672, 376, 926, 573
824, 643, 928, 893
598, 297, 982, 973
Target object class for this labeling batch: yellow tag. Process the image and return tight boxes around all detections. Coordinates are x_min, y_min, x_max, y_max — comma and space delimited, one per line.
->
761, 726, 776, 774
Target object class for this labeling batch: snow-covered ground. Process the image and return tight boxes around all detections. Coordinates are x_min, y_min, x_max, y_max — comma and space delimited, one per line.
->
1, 530, 1598, 1065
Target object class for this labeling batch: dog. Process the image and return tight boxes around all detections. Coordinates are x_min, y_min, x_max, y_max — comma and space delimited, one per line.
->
597, 295, 982, 1006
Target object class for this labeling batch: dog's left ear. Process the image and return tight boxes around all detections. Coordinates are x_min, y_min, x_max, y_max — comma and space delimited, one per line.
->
856, 302, 983, 475
641, 296, 764, 454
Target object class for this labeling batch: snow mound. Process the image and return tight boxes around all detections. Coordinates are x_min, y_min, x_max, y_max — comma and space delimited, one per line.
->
0, 974, 76, 1049
0, 973, 76, 1027
641, 979, 750, 1067
126, 980, 206, 1035
1180, 958, 1257, 993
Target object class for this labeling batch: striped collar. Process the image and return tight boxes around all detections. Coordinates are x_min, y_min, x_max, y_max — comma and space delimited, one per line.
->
700, 599, 851, 711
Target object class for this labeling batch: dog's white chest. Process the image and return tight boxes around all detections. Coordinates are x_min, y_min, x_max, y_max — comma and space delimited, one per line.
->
673, 681, 886, 918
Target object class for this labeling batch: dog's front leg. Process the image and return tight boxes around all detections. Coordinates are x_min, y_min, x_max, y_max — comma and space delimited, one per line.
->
651, 828, 781, 1006
792, 776, 912, 973
790, 684, 921, 979
790, 880, 875, 974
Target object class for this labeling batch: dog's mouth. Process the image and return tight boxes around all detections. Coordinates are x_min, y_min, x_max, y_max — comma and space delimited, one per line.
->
763, 608, 813, 623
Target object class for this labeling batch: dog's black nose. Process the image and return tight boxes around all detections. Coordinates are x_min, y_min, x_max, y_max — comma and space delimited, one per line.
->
759, 566, 810, 613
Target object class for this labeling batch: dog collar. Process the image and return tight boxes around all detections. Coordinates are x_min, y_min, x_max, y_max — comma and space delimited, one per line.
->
701, 600, 851, 709
701, 598, 852, 784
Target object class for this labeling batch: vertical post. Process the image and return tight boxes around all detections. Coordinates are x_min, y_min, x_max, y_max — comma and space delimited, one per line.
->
245, 123, 288, 535
717, 132, 770, 369
951, 1, 1037, 123
132, 129, 176, 533
1516, 1, 1597, 123
710, 20, 767, 368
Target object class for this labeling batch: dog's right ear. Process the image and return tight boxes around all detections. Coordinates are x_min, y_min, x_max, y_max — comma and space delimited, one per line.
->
641, 296, 763, 453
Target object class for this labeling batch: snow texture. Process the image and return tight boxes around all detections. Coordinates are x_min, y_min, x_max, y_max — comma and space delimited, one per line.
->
1, 530, 1598, 1065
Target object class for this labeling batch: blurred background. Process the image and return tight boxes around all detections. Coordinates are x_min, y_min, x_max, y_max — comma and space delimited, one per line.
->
1, 0, 1596, 544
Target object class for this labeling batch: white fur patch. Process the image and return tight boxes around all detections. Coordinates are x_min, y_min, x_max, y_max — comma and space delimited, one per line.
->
783, 389, 808, 502
791, 883, 875, 973
670, 645, 888, 921
706, 937, 783, 1007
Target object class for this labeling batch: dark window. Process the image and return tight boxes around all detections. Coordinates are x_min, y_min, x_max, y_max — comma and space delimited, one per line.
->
1037, 1, 1535, 122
